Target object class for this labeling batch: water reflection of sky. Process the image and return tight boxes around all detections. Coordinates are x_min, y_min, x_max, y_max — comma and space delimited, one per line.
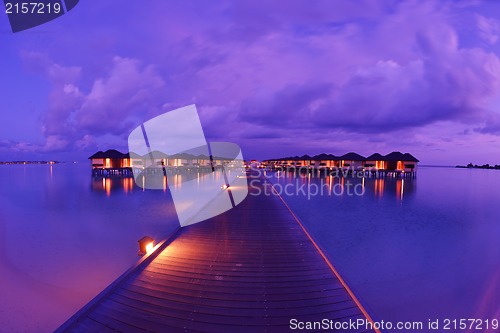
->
90, 169, 231, 195
1, 164, 498, 332
266, 167, 499, 328
0, 164, 179, 332
269, 169, 417, 201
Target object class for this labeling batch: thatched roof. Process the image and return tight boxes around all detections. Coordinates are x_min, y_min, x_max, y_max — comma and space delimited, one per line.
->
264, 151, 419, 163
365, 153, 385, 161
402, 153, 419, 162
311, 153, 337, 160
89, 149, 128, 159
338, 152, 366, 161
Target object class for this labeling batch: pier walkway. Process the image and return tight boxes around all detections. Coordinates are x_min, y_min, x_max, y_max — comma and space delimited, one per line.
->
56, 173, 377, 333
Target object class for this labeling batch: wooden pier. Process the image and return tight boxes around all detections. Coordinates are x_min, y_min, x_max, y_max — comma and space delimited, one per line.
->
56, 173, 378, 333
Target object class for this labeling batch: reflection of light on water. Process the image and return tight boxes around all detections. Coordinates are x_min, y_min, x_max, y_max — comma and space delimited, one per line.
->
362, 177, 365, 192
375, 179, 384, 198
174, 174, 182, 189
123, 177, 133, 193
49, 165, 53, 178
401, 179, 404, 200
163, 176, 167, 192
395, 179, 405, 201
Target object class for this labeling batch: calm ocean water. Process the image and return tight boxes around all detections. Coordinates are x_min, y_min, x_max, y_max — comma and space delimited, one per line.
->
266, 167, 499, 328
0, 164, 498, 332
0, 163, 179, 332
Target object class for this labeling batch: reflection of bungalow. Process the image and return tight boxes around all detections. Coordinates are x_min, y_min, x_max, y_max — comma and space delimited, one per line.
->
89, 149, 130, 169
338, 152, 365, 169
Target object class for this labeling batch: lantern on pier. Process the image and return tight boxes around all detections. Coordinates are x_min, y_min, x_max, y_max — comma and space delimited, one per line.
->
138, 236, 154, 256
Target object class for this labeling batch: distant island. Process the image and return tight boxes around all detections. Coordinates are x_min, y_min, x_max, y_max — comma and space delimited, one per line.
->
456, 163, 500, 170
0, 161, 60, 165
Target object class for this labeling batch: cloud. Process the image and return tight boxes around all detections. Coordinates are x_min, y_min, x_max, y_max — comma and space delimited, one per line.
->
76, 56, 165, 134
204, 0, 500, 135
9, 0, 500, 160
311, 45, 500, 132
238, 83, 332, 127
25, 55, 166, 152
477, 14, 500, 45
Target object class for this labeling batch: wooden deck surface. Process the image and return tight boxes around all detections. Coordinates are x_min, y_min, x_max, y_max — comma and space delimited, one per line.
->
56, 173, 377, 333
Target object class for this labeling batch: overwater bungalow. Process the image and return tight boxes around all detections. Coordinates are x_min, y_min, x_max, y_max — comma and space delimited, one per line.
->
165, 152, 196, 167
263, 157, 292, 168
282, 157, 295, 167
338, 152, 365, 169
89, 149, 131, 169
129, 151, 211, 169
364, 152, 418, 173
364, 153, 387, 171
384, 152, 419, 173
310, 153, 339, 168
89, 149, 132, 176
194, 154, 212, 167
90, 149, 231, 176
294, 154, 312, 167
129, 150, 169, 168
263, 151, 419, 177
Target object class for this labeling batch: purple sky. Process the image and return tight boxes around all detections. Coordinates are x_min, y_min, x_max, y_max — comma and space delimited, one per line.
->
1, 0, 500, 164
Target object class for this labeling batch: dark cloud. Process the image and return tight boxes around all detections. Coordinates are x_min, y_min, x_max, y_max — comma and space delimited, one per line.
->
24, 55, 166, 151
238, 83, 332, 127
4, 0, 500, 162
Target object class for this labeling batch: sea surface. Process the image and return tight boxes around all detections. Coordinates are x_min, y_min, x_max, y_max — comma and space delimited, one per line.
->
266, 167, 499, 330
0, 164, 498, 332
0, 163, 179, 332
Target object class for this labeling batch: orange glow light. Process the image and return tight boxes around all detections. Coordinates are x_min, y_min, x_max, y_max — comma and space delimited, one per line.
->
105, 178, 112, 197
138, 236, 155, 256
